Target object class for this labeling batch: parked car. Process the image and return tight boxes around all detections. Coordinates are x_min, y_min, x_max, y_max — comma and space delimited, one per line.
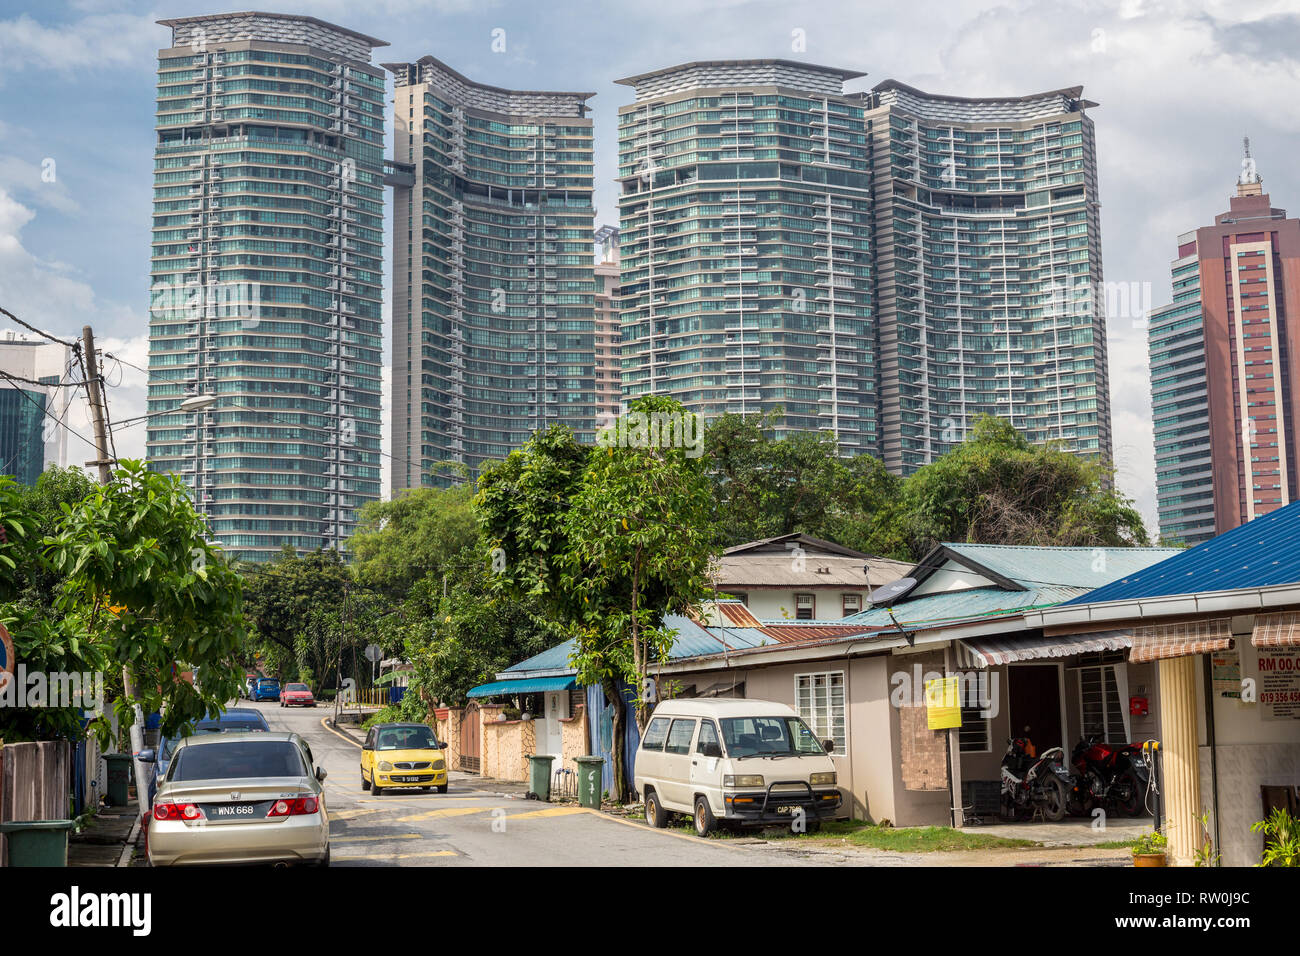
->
634, 698, 842, 837
250, 678, 280, 702
140, 708, 271, 810
147, 732, 330, 867
280, 683, 316, 708
361, 722, 449, 794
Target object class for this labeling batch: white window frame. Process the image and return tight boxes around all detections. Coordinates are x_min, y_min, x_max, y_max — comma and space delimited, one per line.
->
842, 593, 861, 617
1076, 662, 1131, 744
794, 670, 846, 756
794, 593, 815, 620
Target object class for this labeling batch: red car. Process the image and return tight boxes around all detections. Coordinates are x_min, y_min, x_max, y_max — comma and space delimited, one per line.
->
279, 682, 316, 708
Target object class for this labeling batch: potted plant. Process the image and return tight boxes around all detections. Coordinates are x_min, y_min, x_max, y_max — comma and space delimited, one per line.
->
1132, 830, 1168, 867
1251, 808, 1300, 867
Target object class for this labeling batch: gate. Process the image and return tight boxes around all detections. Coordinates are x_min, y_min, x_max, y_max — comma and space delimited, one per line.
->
459, 703, 481, 773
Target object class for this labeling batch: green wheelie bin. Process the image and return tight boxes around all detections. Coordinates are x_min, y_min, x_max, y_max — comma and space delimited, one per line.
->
0, 819, 75, 866
575, 755, 604, 810
526, 754, 555, 801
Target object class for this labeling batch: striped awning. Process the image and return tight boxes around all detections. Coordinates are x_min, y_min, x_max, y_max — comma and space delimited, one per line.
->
956, 630, 1132, 669
1129, 618, 1233, 663
1252, 611, 1300, 648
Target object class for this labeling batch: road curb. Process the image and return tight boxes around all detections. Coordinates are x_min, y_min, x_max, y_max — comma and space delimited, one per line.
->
115, 815, 142, 868
322, 716, 363, 747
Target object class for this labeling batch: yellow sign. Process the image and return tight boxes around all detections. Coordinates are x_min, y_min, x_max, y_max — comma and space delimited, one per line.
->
925, 676, 962, 730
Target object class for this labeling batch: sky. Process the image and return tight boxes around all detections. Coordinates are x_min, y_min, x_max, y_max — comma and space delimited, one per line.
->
2, 0, 1299, 532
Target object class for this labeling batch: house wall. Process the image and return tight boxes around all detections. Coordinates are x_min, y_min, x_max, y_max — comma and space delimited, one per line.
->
887, 649, 953, 827
728, 588, 870, 621
479, 705, 536, 783
1196, 628, 1300, 867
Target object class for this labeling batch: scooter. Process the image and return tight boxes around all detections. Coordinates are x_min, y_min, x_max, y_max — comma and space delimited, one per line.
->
1000, 737, 1072, 822
1066, 735, 1149, 817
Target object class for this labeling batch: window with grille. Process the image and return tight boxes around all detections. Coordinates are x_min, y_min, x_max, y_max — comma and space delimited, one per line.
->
795, 671, 845, 755
1078, 664, 1129, 744
959, 705, 990, 753
842, 594, 861, 617
795, 593, 815, 620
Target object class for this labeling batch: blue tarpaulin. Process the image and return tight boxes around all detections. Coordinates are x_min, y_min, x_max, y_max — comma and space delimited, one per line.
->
466, 676, 577, 698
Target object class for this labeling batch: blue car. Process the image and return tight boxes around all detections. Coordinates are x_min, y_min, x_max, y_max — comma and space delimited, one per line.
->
141, 707, 271, 809
251, 678, 280, 702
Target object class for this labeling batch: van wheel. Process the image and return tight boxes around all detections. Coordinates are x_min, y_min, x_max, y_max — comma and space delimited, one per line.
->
693, 796, 716, 837
645, 789, 668, 828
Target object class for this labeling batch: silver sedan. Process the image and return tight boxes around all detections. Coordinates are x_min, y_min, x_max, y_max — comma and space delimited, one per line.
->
146, 731, 330, 867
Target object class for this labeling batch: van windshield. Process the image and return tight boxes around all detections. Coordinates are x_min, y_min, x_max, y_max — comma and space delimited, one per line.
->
720, 716, 826, 758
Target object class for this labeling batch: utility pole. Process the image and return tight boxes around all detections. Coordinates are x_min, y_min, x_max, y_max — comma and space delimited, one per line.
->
83, 325, 151, 817
81, 326, 113, 483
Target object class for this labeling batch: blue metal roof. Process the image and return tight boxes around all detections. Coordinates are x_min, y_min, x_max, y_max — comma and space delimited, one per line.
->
500, 641, 576, 674
466, 676, 577, 697
843, 584, 1088, 630
1063, 500, 1300, 604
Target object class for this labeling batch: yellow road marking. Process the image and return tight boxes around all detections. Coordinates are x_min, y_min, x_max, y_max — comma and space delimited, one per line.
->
334, 850, 458, 861
320, 716, 362, 748
331, 833, 423, 844
397, 806, 495, 823
330, 807, 388, 821
506, 806, 593, 821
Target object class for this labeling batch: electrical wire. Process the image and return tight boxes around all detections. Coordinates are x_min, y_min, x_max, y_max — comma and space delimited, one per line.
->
0, 306, 77, 349
0, 367, 99, 453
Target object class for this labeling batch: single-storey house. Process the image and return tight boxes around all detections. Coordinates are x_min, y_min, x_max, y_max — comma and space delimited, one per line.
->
712, 533, 911, 621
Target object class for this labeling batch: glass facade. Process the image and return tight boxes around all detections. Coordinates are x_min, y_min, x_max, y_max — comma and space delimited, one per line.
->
866, 82, 1111, 472
0, 387, 47, 486
1149, 256, 1213, 544
616, 62, 876, 451
389, 58, 597, 488
146, 14, 387, 562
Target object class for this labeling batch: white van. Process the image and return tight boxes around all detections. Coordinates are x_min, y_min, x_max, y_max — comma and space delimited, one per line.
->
633, 698, 842, 836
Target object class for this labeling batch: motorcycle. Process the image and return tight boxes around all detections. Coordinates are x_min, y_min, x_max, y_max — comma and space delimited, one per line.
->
1000, 737, 1072, 822
1066, 735, 1150, 817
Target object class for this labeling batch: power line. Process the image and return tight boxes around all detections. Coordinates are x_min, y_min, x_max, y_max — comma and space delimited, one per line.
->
0, 306, 77, 349
103, 351, 147, 376
0, 367, 99, 454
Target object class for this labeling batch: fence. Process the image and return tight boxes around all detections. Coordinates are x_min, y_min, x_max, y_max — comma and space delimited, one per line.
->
0, 740, 72, 866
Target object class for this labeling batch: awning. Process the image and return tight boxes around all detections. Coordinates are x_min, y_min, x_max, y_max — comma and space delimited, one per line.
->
956, 630, 1132, 669
466, 676, 577, 698
1129, 618, 1233, 663
1252, 611, 1300, 648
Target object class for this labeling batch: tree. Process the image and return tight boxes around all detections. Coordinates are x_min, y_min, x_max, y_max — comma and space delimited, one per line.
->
350, 479, 478, 598
897, 415, 1149, 556
477, 398, 718, 800
40, 461, 247, 738
241, 547, 354, 681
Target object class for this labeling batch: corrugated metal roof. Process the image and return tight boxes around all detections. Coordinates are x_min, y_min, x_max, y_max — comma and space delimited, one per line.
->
939, 543, 1184, 589
956, 630, 1132, 668
712, 602, 764, 627
759, 622, 881, 643
711, 553, 911, 588
467, 676, 576, 697
1063, 500, 1300, 604
500, 641, 575, 674
843, 585, 1088, 630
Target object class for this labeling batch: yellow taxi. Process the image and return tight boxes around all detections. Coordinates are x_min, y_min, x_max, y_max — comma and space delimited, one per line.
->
361, 722, 449, 794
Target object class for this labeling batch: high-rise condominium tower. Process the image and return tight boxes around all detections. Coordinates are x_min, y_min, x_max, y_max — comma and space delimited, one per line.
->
147, 13, 386, 562
388, 58, 597, 488
617, 61, 877, 451
594, 225, 622, 423
865, 81, 1110, 472
1149, 144, 1300, 545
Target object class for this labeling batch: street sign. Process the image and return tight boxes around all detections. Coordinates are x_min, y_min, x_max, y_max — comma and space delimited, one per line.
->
364, 643, 382, 663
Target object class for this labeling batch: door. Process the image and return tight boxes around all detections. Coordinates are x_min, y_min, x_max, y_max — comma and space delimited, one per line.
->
361, 728, 375, 781
690, 719, 725, 815
459, 703, 481, 773
659, 718, 698, 810
1009, 664, 1063, 755
543, 691, 567, 759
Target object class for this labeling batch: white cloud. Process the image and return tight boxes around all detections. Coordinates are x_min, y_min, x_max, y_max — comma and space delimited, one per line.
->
0, 12, 159, 74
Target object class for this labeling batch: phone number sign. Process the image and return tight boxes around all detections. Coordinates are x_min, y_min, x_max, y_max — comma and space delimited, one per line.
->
1258, 647, 1300, 720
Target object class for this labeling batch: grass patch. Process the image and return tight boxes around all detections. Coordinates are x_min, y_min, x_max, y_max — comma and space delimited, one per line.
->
1091, 838, 1141, 849
800, 821, 1040, 852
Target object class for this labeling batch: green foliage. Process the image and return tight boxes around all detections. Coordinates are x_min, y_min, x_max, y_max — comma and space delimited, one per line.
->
350, 480, 478, 598
28, 461, 246, 740
1252, 808, 1300, 866
241, 547, 354, 675
1132, 829, 1168, 856
705, 412, 1147, 560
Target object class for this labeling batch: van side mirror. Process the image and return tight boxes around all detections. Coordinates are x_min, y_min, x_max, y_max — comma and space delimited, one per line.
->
823, 740, 835, 754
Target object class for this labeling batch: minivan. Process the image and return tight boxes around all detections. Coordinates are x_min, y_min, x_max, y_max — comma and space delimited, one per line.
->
633, 698, 842, 836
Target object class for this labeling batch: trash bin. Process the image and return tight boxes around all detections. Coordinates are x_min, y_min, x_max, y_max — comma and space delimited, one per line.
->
0, 820, 75, 867
575, 755, 604, 810
526, 754, 555, 801
103, 753, 134, 807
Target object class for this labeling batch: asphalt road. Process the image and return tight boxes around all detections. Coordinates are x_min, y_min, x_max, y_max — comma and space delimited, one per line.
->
245, 699, 795, 867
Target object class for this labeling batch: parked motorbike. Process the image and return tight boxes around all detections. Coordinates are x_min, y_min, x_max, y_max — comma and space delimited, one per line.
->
1000, 737, 1072, 822
1065, 735, 1149, 817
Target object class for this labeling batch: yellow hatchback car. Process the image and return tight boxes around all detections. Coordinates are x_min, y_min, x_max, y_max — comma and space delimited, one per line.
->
361, 722, 449, 794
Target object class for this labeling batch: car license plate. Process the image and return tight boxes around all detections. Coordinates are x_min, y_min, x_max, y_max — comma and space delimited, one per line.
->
775, 805, 795, 814
395, 776, 424, 783
206, 802, 263, 819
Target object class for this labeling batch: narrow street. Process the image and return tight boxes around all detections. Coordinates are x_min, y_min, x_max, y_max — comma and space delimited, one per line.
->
249, 700, 801, 867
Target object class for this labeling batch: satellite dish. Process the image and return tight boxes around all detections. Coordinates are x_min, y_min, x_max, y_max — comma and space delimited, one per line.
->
867, 576, 918, 607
